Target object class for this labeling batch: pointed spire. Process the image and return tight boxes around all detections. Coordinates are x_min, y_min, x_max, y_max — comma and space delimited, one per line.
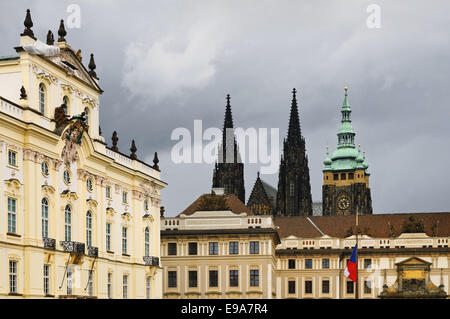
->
46, 30, 55, 45
223, 94, 233, 130
58, 19, 67, 42
130, 140, 137, 160
20, 86, 27, 100
153, 152, 160, 171
88, 53, 98, 79
111, 131, 119, 152
21, 9, 34, 38
287, 88, 301, 144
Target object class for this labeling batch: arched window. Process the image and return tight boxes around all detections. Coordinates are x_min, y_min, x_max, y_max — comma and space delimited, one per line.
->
65, 205, 72, 241
84, 107, 89, 124
42, 198, 49, 238
144, 227, 150, 257
39, 83, 45, 114
63, 96, 69, 115
86, 211, 92, 247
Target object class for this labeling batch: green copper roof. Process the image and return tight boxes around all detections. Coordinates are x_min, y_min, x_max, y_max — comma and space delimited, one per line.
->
324, 87, 369, 172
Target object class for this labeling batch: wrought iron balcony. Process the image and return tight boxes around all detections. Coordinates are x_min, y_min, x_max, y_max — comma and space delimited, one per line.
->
60, 241, 85, 254
143, 256, 159, 266
87, 246, 98, 257
43, 237, 56, 250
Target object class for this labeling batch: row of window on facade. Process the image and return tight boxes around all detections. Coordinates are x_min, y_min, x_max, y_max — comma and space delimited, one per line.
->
287, 278, 373, 295
286, 258, 372, 270
325, 172, 363, 181
8, 260, 152, 298
166, 241, 261, 256
167, 269, 261, 289
38, 82, 90, 122
7, 150, 151, 210
7, 197, 152, 257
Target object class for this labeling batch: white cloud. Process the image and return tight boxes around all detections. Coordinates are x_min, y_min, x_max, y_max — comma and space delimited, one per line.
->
121, 12, 226, 103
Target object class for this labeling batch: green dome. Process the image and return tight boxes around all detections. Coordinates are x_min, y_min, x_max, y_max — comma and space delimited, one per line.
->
330, 147, 359, 161
324, 156, 332, 166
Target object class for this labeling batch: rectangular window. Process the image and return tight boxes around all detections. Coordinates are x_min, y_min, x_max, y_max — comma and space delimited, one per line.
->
146, 277, 151, 299
123, 275, 128, 299
346, 280, 354, 294
168, 243, 177, 256
7, 197, 17, 234
305, 280, 313, 294
88, 272, 94, 296
229, 242, 239, 255
9, 261, 17, 294
305, 259, 313, 269
43, 264, 50, 295
250, 270, 259, 287
288, 280, 296, 294
188, 242, 198, 255
333, 173, 339, 180
122, 192, 128, 204
364, 281, 372, 294
209, 242, 219, 255
229, 270, 239, 287
364, 259, 372, 269
122, 227, 127, 255
106, 223, 111, 251
8, 150, 17, 166
106, 186, 111, 198
341, 173, 347, 180
322, 258, 330, 269
188, 271, 198, 288
348, 172, 354, 180
168, 271, 177, 288
322, 280, 330, 294
209, 270, 218, 287
107, 273, 112, 298
250, 241, 260, 254
67, 267, 73, 295
288, 259, 296, 269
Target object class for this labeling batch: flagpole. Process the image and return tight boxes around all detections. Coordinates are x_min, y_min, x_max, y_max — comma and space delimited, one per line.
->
355, 209, 359, 299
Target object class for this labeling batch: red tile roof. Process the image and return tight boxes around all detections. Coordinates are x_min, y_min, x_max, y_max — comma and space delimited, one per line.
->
178, 194, 252, 217
274, 212, 450, 239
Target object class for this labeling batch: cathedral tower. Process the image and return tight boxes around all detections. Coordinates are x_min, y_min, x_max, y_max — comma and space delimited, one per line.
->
212, 95, 245, 203
275, 89, 313, 216
322, 87, 372, 216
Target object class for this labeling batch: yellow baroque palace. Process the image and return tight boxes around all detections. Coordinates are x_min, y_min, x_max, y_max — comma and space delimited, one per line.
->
0, 10, 166, 298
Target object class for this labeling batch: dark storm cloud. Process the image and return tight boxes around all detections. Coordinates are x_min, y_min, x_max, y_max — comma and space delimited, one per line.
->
2, 0, 449, 216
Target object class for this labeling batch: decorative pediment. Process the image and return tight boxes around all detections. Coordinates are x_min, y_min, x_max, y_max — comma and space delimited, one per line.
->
60, 83, 74, 95
60, 190, 78, 202
42, 184, 56, 195
142, 213, 154, 223
106, 207, 115, 217
5, 178, 22, 190
396, 257, 432, 266
121, 212, 132, 222
86, 198, 98, 209
36, 71, 56, 84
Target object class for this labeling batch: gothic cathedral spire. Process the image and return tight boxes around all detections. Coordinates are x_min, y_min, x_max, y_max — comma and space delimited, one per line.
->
275, 89, 313, 216
212, 95, 245, 203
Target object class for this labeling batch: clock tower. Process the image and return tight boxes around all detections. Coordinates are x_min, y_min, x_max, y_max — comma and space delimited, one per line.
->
322, 87, 372, 216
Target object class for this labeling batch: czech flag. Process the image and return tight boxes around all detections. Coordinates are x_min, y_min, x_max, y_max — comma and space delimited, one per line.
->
344, 244, 357, 282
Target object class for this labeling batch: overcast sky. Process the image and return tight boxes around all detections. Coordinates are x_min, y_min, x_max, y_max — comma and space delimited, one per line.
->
2, 1, 450, 217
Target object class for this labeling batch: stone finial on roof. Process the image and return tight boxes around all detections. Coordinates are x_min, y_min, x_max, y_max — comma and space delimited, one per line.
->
21, 9, 34, 38
47, 30, 55, 45
153, 152, 160, 170
88, 53, 98, 79
160, 206, 165, 217
130, 140, 137, 160
111, 131, 119, 152
58, 19, 67, 42
20, 86, 27, 100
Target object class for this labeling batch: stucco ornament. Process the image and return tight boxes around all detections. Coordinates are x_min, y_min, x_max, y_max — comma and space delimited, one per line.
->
61, 112, 89, 166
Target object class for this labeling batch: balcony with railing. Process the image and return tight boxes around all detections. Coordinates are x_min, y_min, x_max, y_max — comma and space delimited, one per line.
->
143, 256, 159, 266
60, 241, 85, 254
43, 237, 56, 250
